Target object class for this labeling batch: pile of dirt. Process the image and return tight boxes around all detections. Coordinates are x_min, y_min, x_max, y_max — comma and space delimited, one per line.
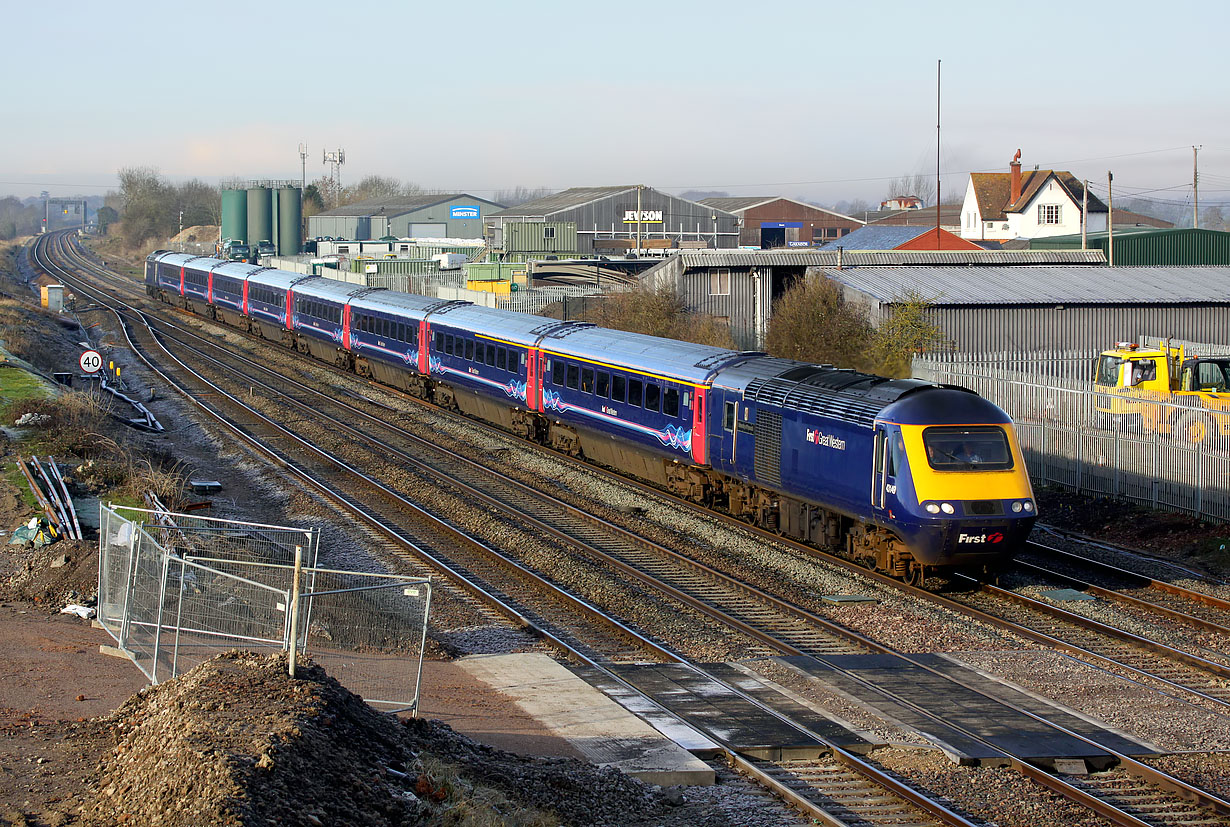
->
80, 651, 681, 827
169, 225, 219, 245
1036, 486, 1230, 575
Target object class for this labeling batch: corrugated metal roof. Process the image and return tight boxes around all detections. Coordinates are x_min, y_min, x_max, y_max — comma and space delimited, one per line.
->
669, 250, 1107, 269
1033, 227, 1218, 244
488, 186, 638, 218
818, 225, 930, 250
316, 194, 486, 217
697, 196, 777, 212
820, 266, 1230, 305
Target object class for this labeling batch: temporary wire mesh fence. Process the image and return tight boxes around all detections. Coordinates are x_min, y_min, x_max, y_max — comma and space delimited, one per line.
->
913, 351, 1230, 523
97, 505, 431, 712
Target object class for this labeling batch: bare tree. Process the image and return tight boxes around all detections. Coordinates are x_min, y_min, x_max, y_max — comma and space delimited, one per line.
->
884, 173, 936, 207
764, 276, 873, 368
342, 175, 420, 204
491, 186, 555, 207
580, 284, 735, 347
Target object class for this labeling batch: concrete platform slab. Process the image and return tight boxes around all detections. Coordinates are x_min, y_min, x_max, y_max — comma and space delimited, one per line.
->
458, 654, 715, 786
784, 654, 1158, 768
607, 663, 865, 760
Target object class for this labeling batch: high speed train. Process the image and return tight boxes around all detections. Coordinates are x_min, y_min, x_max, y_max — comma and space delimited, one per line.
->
146, 251, 1036, 584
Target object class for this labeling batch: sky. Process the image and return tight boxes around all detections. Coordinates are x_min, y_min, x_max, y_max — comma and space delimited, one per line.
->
6, 0, 1230, 212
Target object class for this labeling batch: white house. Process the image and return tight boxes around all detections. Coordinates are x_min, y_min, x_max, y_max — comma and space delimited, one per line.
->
960, 151, 1107, 242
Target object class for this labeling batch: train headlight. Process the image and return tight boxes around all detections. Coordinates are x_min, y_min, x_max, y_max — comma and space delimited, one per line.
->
925, 503, 940, 514
1023, 501, 1034, 512
940, 502, 955, 514
1011, 501, 1023, 513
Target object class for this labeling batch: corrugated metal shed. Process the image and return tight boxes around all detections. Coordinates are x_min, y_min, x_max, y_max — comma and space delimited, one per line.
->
1030, 227, 1230, 266
316, 194, 474, 217
672, 249, 1106, 268
487, 185, 740, 254
487, 186, 633, 218
820, 266, 1230, 353
817, 266, 1230, 305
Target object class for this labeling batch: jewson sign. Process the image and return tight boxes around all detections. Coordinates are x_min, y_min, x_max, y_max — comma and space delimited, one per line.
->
450, 206, 480, 219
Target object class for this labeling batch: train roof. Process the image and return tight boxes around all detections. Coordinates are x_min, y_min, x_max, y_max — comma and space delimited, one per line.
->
148, 251, 203, 268
248, 268, 318, 291
428, 303, 582, 346
207, 261, 267, 279
540, 325, 760, 385
348, 290, 459, 317
715, 356, 953, 428
880, 387, 1009, 425
290, 277, 379, 302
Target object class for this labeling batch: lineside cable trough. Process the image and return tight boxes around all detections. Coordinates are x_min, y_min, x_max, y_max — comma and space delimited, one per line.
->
15, 455, 82, 541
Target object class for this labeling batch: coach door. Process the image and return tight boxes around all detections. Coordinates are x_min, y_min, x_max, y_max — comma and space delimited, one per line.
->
872, 424, 889, 510
707, 389, 744, 473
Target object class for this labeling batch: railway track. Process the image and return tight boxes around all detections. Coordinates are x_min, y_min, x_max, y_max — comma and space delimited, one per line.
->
36, 232, 1230, 826
1019, 538, 1230, 638
36, 234, 986, 827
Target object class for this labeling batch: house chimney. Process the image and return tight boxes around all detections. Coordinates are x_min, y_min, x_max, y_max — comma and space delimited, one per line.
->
1010, 148, 1023, 204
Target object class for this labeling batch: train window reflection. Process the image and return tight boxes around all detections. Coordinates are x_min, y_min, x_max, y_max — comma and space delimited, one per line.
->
922, 427, 1013, 471
628, 378, 643, 407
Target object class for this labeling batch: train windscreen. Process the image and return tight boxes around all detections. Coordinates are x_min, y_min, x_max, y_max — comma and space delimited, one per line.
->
922, 426, 1013, 471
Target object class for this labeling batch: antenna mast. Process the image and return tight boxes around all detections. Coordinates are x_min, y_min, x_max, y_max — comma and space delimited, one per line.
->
935, 59, 941, 248
322, 148, 346, 202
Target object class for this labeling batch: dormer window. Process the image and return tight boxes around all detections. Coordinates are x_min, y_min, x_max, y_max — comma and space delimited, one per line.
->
1038, 205, 1062, 225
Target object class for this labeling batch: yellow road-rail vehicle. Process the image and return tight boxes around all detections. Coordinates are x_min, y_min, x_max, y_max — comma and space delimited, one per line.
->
1093, 340, 1230, 447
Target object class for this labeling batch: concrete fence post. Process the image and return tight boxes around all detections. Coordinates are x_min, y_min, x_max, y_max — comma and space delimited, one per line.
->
288, 545, 303, 678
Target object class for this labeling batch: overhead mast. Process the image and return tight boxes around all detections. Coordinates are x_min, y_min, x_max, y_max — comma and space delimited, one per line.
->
936, 59, 941, 249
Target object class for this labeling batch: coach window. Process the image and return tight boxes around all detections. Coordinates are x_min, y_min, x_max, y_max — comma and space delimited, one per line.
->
581, 367, 594, 393
664, 388, 679, 417
552, 360, 564, 385
443, 334, 453, 355
485, 345, 496, 367
497, 348, 507, 371
564, 364, 578, 390
612, 374, 626, 402
465, 339, 475, 361
628, 378, 643, 408
645, 383, 661, 413
596, 371, 610, 398
435, 331, 445, 351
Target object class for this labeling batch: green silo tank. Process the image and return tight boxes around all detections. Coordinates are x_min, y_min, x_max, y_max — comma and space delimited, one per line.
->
277, 187, 302, 255
221, 189, 248, 243
246, 187, 273, 249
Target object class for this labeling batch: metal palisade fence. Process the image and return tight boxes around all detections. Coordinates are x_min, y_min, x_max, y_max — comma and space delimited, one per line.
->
98, 505, 431, 713
913, 351, 1230, 524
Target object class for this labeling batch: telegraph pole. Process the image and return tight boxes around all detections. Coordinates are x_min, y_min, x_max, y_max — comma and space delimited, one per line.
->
935, 58, 941, 249
1193, 145, 1201, 228
1107, 171, 1114, 267
636, 184, 643, 253
299, 142, 308, 191
1081, 181, 1088, 250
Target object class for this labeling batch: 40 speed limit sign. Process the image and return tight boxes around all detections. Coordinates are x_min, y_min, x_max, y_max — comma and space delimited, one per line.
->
79, 349, 103, 374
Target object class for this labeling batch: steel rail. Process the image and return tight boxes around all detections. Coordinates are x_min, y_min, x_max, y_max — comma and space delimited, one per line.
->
38, 231, 1230, 827
37, 232, 979, 827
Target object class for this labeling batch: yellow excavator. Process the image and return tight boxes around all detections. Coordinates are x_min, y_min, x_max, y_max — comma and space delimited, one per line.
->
1092, 340, 1230, 447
